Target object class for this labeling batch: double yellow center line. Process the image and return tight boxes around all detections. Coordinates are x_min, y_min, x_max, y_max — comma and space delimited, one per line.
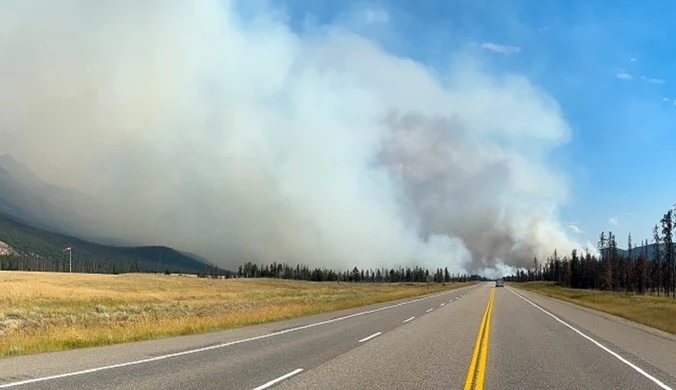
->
463, 287, 495, 390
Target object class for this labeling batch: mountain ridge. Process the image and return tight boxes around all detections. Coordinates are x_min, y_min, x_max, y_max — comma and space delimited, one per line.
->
0, 154, 109, 238
0, 154, 221, 272
0, 212, 215, 274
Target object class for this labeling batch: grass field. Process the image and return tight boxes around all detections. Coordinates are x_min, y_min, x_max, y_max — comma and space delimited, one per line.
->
512, 282, 676, 335
0, 271, 475, 357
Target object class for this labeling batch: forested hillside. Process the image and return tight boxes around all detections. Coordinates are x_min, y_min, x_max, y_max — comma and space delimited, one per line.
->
0, 213, 215, 275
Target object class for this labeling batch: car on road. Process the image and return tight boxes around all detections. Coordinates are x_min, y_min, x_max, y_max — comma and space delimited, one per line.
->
495, 278, 504, 287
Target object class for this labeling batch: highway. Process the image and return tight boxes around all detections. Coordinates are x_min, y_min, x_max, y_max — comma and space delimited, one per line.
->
1, 282, 675, 390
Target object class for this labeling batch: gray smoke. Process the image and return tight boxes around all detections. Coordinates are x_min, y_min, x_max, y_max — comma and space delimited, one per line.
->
0, 0, 583, 274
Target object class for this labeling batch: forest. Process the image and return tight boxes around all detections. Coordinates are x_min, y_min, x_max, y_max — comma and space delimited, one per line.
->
506, 207, 676, 298
235, 261, 485, 283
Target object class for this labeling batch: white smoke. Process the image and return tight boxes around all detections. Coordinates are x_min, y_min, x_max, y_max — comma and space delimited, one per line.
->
0, 0, 582, 273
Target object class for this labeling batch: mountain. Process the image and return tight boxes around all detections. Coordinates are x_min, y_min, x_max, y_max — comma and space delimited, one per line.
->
179, 250, 215, 265
0, 213, 212, 274
616, 243, 667, 260
0, 154, 224, 272
0, 154, 111, 239
593, 243, 673, 260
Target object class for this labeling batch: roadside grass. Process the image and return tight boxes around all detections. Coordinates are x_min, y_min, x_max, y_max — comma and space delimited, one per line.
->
512, 282, 676, 335
0, 271, 476, 357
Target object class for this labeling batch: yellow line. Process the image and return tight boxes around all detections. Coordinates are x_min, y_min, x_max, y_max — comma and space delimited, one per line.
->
463, 288, 494, 390
462, 292, 490, 390
475, 288, 494, 390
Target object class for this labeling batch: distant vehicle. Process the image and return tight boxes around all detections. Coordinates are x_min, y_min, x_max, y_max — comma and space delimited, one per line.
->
495, 278, 504, 287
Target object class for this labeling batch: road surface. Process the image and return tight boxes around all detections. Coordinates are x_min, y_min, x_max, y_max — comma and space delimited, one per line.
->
1, 282, 675, 389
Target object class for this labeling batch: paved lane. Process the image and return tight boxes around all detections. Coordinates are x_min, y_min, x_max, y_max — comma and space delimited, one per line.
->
485, 288, 674, 389
275, 282, 490, 390
278, 284, 676, 390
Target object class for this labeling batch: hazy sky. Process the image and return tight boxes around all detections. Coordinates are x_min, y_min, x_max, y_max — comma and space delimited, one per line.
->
3, 0, 670, 274
272, 0, 676, 247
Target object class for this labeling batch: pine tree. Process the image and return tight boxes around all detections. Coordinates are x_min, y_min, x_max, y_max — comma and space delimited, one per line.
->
570, 249, 581, 289
652, 225, 662, 296
627, 233, 634, 293
636, 250, 648, 294
598, 232, 607, 261
599, 232, 613, 291
662, 211, 674, 298
609, 232, 619, 291
533, 257, 540, 281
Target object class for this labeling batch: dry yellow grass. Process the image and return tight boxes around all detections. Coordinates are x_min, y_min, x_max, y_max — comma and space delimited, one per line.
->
513, 282, 676, 335
0, 271, 475, 357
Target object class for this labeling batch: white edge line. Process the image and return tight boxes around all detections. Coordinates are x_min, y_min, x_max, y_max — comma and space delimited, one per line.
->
508, 288, 673, 390
251, 368, 304, 390
0, 286, 473, 389
358, 332, 382, 343
426, 308, 434, 313
403, 316, 415, 323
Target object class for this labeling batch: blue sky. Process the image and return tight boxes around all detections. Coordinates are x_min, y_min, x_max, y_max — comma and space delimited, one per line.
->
257, 0, 676, 249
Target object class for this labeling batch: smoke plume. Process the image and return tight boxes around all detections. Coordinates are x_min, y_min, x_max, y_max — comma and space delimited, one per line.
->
0, 0, 582, 273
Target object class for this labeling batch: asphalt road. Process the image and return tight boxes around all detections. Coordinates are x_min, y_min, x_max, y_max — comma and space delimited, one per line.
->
1, 282, 675, 390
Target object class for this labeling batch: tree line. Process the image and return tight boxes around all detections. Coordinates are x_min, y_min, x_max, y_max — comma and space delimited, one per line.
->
507, 206, 676, 298
237, 261, 484, 283
0, 254, 224, 276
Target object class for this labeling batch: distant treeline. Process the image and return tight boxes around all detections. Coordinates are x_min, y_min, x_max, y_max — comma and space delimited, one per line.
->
236, 261, 485, 283
1, 254, 140, 274
508, 206, 676, 298
0, 254, 230, 277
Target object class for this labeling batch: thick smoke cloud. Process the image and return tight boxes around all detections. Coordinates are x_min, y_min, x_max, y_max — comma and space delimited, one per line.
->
0, 0, 582, 273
